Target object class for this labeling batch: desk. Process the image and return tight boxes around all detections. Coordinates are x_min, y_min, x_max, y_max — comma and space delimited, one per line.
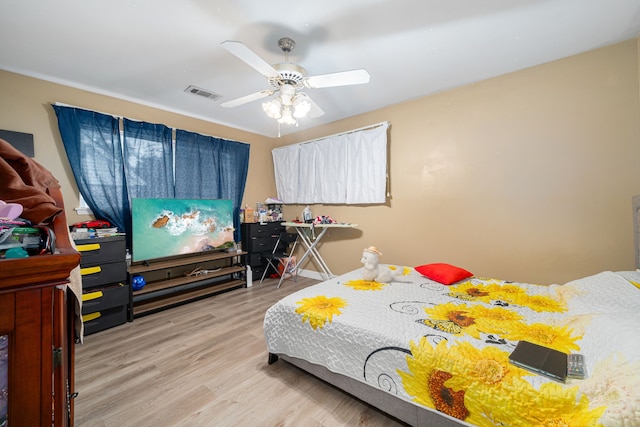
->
281, 222, 358, 279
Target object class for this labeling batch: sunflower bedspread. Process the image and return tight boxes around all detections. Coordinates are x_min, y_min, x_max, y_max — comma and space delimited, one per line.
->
263, 266, 640, 427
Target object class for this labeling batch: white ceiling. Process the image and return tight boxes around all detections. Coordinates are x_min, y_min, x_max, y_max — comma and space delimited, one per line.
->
1, 0, 640, 138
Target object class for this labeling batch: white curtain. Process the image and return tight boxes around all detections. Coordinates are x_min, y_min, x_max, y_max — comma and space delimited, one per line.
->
272, 122, 388, 204
272, 144, 299, 203
298, 143, 316, 203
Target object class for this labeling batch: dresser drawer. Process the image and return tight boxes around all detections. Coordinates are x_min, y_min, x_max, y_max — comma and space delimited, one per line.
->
242, 222, 283, 238
247, 253, 263, 266
251, 222, 282, 236
248, 237, 278, 252
241, 222, 285, 275
80, 260, 127, 288
76, 235, 126, 266
83, 304, 128, 335
82, 283, 129, 315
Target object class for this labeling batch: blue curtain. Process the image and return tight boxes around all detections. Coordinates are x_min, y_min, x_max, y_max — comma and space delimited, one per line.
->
122, 118, 174, 199
53, 106, 250, 243
174, 130, 250, 241
53, 105, 129, 232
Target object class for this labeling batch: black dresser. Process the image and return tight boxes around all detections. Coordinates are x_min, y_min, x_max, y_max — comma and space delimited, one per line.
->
241, 222, 285, 280
75, 235, 129, 334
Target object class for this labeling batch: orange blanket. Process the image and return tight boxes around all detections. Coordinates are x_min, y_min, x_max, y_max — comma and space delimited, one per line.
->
0, 138, 62, 224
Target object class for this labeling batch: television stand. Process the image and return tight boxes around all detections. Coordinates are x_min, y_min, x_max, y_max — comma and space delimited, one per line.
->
128, 250, 246, 318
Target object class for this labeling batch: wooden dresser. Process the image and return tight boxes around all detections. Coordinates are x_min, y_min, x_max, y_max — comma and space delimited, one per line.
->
0, 188, 80, 426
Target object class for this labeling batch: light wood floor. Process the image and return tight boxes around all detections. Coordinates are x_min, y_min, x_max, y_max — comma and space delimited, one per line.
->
74, 277, 407, 427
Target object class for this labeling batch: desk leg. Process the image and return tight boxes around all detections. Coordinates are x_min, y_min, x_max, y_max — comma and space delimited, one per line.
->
296, 227, 334, 279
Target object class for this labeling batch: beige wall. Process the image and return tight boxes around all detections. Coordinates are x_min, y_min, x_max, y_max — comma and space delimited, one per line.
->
1, 38, 638, 285
0, 70, 277, 225
278, 38, 640, 284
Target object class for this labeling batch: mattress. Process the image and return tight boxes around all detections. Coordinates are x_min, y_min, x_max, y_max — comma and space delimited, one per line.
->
264, 266, 640, 426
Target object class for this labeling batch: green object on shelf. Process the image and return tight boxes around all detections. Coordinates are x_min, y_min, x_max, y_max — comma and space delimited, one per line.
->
11, 227, 40, 248
5, 247, 28, 258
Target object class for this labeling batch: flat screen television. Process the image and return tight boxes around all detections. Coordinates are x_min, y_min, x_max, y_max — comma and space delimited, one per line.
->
131, 198, 235, 262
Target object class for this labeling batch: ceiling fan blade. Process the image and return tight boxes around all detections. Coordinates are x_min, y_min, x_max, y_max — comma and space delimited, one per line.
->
307, 95, 325, 118
304, 69, 370, 89
220, 90, 274, 108
221, 40, 280, 78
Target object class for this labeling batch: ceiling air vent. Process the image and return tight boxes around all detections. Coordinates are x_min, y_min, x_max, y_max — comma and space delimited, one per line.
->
184, 85, 222, 101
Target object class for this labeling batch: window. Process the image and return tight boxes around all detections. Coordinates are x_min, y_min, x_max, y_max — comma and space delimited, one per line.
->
272, 122, 389, 204
53, 104, 250, 240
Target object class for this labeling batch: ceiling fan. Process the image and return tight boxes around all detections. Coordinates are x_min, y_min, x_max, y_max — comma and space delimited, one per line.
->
220, 37, 370, 125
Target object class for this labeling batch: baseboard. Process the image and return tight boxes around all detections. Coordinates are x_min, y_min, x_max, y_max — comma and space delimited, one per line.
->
256, 268, 326, 283
296, 268, 325, 281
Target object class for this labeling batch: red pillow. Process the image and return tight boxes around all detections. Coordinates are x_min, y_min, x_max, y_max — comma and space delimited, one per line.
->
415, 263, 473, 285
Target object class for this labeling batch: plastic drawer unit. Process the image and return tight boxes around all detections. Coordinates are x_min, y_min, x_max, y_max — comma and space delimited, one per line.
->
241, 222, 285, 280
75, 235, 130, 335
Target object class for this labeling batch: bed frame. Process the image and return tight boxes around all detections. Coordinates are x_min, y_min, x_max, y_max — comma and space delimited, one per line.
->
268, 352, 463, 426
269, 194, 640, 427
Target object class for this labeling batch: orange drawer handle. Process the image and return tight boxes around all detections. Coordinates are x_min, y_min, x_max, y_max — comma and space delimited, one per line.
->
77, 243, 101, 252
80, 266, 102, 276
82, 291, 103, 302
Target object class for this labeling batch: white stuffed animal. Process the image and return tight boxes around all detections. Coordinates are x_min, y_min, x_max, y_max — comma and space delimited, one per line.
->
360, 246, 397, 283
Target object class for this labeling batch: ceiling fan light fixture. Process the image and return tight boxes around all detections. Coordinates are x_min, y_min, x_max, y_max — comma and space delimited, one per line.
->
262, 98, 282, 119
221, 37, 365, 128
292, 93, 311, 118
277, 106, 297, 125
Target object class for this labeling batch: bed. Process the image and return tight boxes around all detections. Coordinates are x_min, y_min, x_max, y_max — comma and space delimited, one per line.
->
263, 196, 640, 427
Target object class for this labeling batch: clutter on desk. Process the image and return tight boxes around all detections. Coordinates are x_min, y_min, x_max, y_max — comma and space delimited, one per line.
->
71, 219, 111, 229
313, 215, 335, 224
1, 199, 56, 258
4, 246, 29, 258
241, 198, 283, 223
256, 202, 267, 223
266, 199, 283, 222
70, 220, 121, 239
259, 199, 284, 223
241, 205, 254, 223
302, 205, 313, 223
0, 200, 22, 220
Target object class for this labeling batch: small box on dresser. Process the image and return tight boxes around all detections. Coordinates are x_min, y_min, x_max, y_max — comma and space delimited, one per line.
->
75, 235, 130, 335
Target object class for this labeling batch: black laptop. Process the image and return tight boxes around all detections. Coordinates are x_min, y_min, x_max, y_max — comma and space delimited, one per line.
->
508, 340, 567, 383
